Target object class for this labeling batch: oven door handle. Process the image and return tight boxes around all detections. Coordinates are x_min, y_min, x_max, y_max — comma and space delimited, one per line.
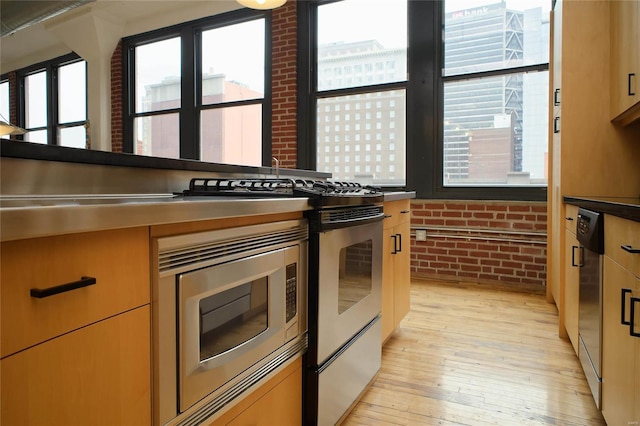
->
310, 210, 384, 232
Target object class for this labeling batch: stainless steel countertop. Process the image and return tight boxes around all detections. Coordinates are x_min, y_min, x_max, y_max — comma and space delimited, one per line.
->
383, 191, 416, 202
0, 195, 312, 242
1, 191, 417, 242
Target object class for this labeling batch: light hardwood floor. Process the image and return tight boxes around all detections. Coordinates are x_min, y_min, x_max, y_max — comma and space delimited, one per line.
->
343, 278, 606, 426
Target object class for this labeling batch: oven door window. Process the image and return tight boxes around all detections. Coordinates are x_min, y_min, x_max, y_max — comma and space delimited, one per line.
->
199, 277, 268, 361
338, 240, 373, 314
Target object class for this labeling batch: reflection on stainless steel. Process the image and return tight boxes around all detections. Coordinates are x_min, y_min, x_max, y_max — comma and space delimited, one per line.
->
0, 193, 177, 208
0, 197, 311, 242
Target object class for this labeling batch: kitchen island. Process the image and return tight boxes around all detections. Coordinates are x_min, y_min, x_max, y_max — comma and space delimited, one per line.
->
0, 140, 415, 425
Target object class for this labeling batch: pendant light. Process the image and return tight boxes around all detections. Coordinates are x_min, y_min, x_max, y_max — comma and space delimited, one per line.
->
0, 113, 26, 137
236, 0, 286, 10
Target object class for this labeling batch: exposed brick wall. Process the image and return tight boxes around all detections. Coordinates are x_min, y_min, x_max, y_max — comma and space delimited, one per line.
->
410, 199, 547, 288
110, 41, 123, 153
8, 72, 17, 123
271, 0, 298, 169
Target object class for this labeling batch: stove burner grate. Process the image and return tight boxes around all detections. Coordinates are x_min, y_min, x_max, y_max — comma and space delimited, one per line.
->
181, 178, 385, 207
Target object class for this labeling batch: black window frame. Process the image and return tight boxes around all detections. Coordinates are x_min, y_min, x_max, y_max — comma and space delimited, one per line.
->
298, 0, 548, 201
14, 52, 88, 147
0, 77, 9, 122
122, 9, 274, 166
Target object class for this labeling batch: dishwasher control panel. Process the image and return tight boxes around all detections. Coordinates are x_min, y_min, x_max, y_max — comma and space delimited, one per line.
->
577, 208, 604, 254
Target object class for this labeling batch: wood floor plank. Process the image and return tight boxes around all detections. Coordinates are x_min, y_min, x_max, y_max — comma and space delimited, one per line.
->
342, 278, 606, 426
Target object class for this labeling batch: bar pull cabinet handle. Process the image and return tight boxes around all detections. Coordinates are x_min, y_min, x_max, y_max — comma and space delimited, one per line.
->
553, 88, 561, 105
630, 297, 640, 338
571, 245, 580, 267
622, 288, 633, 326
400, 210, 410, 214
384, 214, 393, 219
621, 245, 640, 254
565, 216, 574, 221
30, 276, 97, 299
553, 116, 560, 133
391, 235, 398, 254
396, 233, 402, 253
628, 73, 636, 96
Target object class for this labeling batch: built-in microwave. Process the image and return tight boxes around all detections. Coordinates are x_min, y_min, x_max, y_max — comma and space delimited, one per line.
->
153, 220, 308, 425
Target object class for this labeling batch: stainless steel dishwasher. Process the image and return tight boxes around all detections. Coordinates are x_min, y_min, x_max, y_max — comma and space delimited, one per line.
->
576, 207, 604, 409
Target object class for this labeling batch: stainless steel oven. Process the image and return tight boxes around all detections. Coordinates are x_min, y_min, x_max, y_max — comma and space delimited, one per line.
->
153, 219, 308, 425
177, 177, 386, 425
304, 205, 384, 425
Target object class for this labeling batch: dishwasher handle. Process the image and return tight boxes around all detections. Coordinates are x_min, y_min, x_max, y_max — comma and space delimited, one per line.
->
631, 297, 640, 338
571, 246, 583, 267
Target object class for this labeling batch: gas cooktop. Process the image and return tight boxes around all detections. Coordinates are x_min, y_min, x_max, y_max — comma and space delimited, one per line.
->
181, 178, 385, 207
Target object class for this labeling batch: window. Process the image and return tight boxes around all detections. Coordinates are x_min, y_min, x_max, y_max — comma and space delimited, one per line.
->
123, 10, 271, 166
443, 0, 549, 188
13, 54, 87, 147
310, 0, 407, 185
0, 80, 9, 123
299, 1, 548, 200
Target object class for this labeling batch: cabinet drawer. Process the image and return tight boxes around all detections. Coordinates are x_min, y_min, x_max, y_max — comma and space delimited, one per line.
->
564, 204, 579, 231
605, 214, 640, 277
383, 199, 411, 229
1, 227, 150, 357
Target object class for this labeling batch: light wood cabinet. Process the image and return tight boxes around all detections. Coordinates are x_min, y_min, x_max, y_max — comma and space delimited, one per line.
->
547, 0, 640, 340
0, 227, 152, 425
563, 204, 580, 354
602, 214, 640, 425
207, 357, 302, 425
381, 199, 411, 343
1, 305, 151, 425
611, 0, 640, 125
1, 227, 150, 357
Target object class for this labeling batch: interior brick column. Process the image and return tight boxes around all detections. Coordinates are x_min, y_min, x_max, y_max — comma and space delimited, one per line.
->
110, 41, 123, 153
271, 0, 298, 169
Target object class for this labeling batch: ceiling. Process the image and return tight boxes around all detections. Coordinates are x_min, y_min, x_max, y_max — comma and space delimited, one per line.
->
0, 0, 96, 37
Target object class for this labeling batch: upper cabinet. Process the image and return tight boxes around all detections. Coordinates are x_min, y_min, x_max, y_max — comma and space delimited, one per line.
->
611, 0, 640, 125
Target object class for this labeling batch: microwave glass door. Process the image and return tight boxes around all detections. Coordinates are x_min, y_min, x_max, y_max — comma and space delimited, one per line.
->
199, 277, 269, 361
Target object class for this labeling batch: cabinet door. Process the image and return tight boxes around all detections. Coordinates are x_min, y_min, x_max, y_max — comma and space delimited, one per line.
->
1, 306, 151, 425
564, 228, 580, 355
611, 0, 639, 120
208, 357, 302, 425
393, 219, 411, 326
601, 257, 637, 425
381, 226, 396, 342
226, 362, 301, 426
